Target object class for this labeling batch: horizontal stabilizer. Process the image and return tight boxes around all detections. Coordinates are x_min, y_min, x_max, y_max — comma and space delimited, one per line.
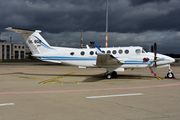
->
6, 27, 35, 32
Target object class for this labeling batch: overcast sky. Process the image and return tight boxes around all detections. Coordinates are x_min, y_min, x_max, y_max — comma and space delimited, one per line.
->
1, 0, 180, 54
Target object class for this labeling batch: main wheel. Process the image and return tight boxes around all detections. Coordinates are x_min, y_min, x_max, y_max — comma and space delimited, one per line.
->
106, 74, 112, 79
167, 72, 174, 79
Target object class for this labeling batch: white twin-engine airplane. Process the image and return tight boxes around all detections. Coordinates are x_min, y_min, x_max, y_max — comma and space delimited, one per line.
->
6, 27, 175, 79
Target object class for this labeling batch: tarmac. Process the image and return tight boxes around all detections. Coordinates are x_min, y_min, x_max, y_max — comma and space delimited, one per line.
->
0, 62, 180, 120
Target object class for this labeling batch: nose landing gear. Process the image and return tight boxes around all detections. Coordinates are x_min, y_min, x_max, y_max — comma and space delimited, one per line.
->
166, 72, 174, 79
165, 66, 175, 79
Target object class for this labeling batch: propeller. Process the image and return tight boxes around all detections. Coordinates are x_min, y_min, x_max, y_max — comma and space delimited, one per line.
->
153, 43, 157, 76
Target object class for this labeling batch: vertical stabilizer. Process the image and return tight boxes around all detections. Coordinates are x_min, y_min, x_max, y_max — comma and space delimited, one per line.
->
5, 27, 54, 55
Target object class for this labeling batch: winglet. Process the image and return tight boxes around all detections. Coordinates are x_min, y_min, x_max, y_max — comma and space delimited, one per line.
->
95, 44, 104, 54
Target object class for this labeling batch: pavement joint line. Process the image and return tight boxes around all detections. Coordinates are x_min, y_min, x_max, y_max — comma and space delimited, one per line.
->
39, 72, 76, 84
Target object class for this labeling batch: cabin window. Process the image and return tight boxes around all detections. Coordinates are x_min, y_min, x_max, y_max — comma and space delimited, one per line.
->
70, 52, 74, 56
112, 50, 117, 54
90, 51, 94, 55
95, 51, 97, 55
125, 50, 129, 54
102, 51, 105, 53
119, 49, 123, 54
81, 51, 85, 56
107, 50, 111, 54
135, 49, 141, 54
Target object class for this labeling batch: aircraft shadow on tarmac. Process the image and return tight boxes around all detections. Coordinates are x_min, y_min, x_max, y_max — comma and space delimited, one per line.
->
8, 72, 74, 76
82, 74, 155, 82
8, 72, 155, 82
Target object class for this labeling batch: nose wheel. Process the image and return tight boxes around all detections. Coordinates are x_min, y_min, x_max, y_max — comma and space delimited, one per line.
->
166, 72, 174, 79
165, 65, 175, 79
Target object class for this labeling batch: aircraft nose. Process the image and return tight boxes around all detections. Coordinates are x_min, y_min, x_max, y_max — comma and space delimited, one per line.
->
168, 56, 175, 63
171, 57, 175, 63
161, 54, 175, 63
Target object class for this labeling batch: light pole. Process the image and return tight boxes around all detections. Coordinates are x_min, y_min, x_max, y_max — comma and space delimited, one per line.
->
79, 28, 83, 49
10, 34, 13, 59
105, 0, 108, 48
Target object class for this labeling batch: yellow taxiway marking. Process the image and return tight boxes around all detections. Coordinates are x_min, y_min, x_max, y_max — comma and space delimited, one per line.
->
12, 74, 39, 80
0, 73, 6, 75
156, 76, 163, 80
39, 72, 76, 84
12, 68, 27, 69
12, 75, 21, 77
1, 74, 39, 80
28, 77, 39, 80
52, 81, 79, 84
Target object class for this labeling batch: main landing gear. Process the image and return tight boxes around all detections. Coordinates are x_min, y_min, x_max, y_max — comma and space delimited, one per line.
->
105, 71, 117, 79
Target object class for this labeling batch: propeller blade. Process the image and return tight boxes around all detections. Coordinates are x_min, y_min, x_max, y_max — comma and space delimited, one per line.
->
154, 43, 157, 59
153, 43, 157, 77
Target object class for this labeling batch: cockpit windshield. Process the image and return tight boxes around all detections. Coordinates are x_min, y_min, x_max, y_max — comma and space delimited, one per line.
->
142, 48, 147, 53
136, 48, 147, 54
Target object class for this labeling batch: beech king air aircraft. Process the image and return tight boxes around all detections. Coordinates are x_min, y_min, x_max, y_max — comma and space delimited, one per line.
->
6, 27, 175, 79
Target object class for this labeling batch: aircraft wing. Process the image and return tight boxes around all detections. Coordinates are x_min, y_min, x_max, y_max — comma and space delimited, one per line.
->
96, 54, 123, 67
95, 45, 124, 68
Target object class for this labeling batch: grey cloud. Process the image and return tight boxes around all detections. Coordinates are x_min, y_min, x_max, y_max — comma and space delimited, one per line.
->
1, 0, 180, 33
1, 0, 180, 54
39, 30, 179, 54
129, 0, 170, 6
2, 30, 179, 54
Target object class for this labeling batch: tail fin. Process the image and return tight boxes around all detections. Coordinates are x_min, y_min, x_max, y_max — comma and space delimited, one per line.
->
5, 27, 54, 55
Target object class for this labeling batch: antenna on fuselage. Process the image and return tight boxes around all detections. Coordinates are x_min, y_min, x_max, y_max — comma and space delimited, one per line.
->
105, 0, 108, 48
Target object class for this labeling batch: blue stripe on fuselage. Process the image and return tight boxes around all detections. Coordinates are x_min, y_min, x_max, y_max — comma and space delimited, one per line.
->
40, 56, 151, 65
